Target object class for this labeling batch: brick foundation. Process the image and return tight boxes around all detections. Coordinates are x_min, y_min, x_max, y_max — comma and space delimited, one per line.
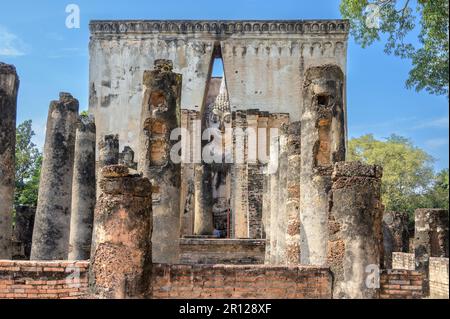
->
180, 238, 265, 264
151, 264, 332, 299
0, 260, 88, 299
380, 270, 424, 299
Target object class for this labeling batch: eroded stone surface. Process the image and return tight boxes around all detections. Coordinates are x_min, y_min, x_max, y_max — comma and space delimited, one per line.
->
328, 161, 383, 299
90, 165, 152, 299
31, 93, 79, 260
69, 114, 96, 261
0, 62, 19, 260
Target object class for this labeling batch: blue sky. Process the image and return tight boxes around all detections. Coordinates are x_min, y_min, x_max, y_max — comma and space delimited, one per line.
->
0, 0, 448, 170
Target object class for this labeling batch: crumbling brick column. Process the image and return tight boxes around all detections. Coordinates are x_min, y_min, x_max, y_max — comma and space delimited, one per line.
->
328, 162, 383, 299
231, 110, 248, 238
300, 65, 346, 265
13, 206, 36, 260
0, 63, 19, 259
194, 164, 214, 235
89, 165, 152, 299
31, 93, 79, 260
414, 208, 449, 294
285, 122, 301, 265
69, 114, 96, 261
138, 59, 182, 264
383, 211, 410, 269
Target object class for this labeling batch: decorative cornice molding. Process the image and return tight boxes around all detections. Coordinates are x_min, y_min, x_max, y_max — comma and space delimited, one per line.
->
89, 20, 349, 36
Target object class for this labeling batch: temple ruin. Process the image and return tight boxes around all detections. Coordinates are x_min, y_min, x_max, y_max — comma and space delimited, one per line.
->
0, 20, 448, 300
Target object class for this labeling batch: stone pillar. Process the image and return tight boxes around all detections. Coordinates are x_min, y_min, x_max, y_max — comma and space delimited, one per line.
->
13, 206, 36, 260
31, 93, 79, 260
414, 208, 449, 294
383, 211, 410, 269
180, 110, 199, 237
232, 110, 248, 238
89, 165, 152, 299
119, 146, 137, 170
97, 135, 119, 198
267, 115, 280, 264
328, 162, 383, 299
300, 65, 346, 265
247, 110, 262, 239
285, 122, 301, 265
98, 135, 119, 168
138, 59, 182, 264
0, 63, 19, 259
193, 164, 214, 235
275, 123, 289, 264
69, 115, 96, 261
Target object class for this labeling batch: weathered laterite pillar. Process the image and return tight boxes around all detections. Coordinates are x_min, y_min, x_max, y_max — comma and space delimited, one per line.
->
194, 164, 214, 235
414, 208, 449, 294
275, 123, 289, 264
31, 93, 79, 260
382, 211, 410, 269
0, 62, 19, 259
69, 114, 96, 261
300, 64, 346, 265
231, 110, 248, 238
97, 134, 119, 197
328, 162, 383, 299
13, 206, 36, 260
90, 165, 152, 299
119, 146, 138, 170
138, 59, 182, 264
285, 121, 301, 265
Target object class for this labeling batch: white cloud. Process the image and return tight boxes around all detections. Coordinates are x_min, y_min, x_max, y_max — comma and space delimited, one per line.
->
0, 25, 27, 57
425, 138, 449, 149
413, 116, 449, 130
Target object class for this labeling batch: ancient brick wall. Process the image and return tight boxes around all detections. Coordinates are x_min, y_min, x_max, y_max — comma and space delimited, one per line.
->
0, 260, 88, 299
380, 270, 423, 299
429, 257, 449, 299
180, 238, 265, 265
151, 264, 332, 299
392, 252, 415, 270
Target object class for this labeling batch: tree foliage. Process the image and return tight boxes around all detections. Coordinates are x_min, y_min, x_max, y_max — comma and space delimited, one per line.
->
15, 120, 42, 207
340, 0, 449, 97
348, 134, 449, 220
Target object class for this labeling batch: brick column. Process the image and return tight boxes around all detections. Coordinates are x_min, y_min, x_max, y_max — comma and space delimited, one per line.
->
69, 114, 96, 261
31, 93, 79, 260
328, 162, 383, 299
90, 165, 152, 299
0, 63, 19, 259
382, 211, 410, 269
138, 59, 182, 264
286, 121, 301, 265
300, 65, 346, 265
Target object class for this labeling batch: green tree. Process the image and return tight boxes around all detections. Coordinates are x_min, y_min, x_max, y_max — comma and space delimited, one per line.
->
15, 120, 42, 207
340, 0, 449, 97
424, 168, 449, 209
348, 134, 447, 221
